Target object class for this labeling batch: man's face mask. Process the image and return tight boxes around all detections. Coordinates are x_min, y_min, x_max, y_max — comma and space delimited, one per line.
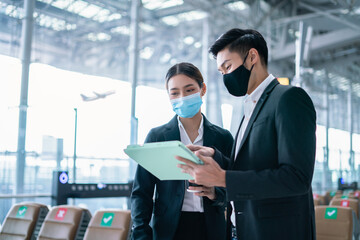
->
223, 52, 254, 97
170, 92, 203, 118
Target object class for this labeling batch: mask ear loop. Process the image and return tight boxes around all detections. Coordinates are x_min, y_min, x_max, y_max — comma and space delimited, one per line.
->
250, 64, 255, 72
242, 52, 249, 66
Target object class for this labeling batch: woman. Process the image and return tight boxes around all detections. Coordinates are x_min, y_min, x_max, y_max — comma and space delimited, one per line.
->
131, 62, 234, 240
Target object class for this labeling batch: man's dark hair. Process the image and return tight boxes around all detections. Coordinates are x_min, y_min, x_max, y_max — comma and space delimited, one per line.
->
165, 62, 204, 89
209, 28, 268, 66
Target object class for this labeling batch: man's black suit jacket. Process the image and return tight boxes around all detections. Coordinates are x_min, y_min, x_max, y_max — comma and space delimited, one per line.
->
131, 115, 234, 240
214, 79, 317, 240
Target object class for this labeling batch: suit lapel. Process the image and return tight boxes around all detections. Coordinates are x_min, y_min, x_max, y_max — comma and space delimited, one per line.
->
230, 116, 245, 162
163, 116, 181, 141
236, 79, 279, 157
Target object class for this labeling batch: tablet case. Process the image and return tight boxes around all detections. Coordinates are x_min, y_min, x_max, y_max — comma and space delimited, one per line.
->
124, 141, 202, 180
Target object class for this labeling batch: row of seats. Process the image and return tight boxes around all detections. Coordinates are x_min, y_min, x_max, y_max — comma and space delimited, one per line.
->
314, 190, 360, 206
315, 190, 360, 240
0, 203, 131, 240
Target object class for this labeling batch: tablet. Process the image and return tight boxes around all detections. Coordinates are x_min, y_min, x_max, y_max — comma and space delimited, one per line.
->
124, 141, 203, 180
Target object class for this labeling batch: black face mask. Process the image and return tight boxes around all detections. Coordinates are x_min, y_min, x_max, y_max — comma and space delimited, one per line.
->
223, 52, 254, 97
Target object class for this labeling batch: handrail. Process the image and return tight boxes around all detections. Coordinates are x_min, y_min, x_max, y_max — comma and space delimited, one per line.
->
0, 193, 52, 199
0, 151, 127, 161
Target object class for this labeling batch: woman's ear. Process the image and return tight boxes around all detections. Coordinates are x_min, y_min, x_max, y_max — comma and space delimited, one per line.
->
201, 83, 207, 97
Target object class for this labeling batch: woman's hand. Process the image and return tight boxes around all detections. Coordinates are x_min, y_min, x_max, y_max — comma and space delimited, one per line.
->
188, 185, 216, 200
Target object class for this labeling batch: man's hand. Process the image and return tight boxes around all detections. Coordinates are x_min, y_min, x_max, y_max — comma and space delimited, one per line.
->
188, 185, 216, 200
176, 154, 226, 187
187, 145, 215, 157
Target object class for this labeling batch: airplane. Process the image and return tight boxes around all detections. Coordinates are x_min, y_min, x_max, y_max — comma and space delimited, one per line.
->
80, 90, 115, 101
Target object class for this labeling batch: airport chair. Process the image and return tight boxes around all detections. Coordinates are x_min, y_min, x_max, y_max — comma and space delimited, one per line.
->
0, 202, 49, 240
330, 198, 360, 218
315, 206, 355, 240
330, 198, 360, 239
83, 209, 131, 240
37, 205, 91, 240
325, 190, 341, 205
349, 191, 360, 200
313, 193, 326, 205
314, 198, 321, 206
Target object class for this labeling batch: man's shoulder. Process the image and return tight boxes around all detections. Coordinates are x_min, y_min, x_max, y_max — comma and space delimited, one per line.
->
271, 83, 309, 101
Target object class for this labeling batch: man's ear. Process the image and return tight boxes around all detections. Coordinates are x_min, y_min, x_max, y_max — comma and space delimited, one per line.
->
201, 83, 207, 97
249, 48, 259, 65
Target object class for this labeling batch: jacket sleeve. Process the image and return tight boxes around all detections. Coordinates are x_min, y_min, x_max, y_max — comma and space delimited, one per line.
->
211, 131, 234, 206
225, 87, 316, 201
130, 129, 157, 240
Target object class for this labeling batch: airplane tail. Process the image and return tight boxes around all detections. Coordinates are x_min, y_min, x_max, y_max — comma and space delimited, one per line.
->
80, 94, 88, 101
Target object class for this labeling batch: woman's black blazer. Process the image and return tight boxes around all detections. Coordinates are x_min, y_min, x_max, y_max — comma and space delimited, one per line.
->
131, 115, 234, 240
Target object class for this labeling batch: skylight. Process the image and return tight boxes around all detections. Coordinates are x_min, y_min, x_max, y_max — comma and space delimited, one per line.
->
183, 36, 194, 45
226, 1, 249, 11
67, 0, 88, 14
4, 4, 24, 19
161, 16, 180, 26
93, 9, 111, 22
160, 53, 171, 63
87, 32, 111, 41
52, 0, 73, 10
140, 47, 154, 60
143, 0, 183, 10
139, 23, 155, 32
107, 13, 121, 21
110, 26, 130, 35
162, 10, 207, 26
36, 13, 77, 31
78, 4, 103, 18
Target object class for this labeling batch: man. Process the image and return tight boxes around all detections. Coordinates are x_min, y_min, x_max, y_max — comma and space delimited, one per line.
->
177, 28, 316, 240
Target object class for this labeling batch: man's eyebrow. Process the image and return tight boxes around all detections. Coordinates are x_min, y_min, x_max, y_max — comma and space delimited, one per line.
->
218, 59, 230, 71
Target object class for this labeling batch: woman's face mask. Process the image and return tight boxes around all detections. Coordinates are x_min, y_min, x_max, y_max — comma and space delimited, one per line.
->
170, 92, 203, 118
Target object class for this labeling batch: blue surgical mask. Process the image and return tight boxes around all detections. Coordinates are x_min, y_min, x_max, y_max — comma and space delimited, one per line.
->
170, 92, 203, 118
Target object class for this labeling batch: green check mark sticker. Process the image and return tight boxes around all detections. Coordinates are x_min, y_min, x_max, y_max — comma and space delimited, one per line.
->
100, 213, 115, 227
16, 206, 27, 218
325, 208, 338, 219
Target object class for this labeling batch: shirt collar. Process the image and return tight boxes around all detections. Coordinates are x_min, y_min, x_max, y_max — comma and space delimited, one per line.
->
245, 74, 274, 104
177, 115, 204, 136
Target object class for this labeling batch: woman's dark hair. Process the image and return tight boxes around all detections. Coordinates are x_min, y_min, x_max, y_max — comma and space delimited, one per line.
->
165, 62, 204, 89
209, 28, 268, 66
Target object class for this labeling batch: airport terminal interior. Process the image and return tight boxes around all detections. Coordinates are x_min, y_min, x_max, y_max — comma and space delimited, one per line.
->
0, 0, 360, 239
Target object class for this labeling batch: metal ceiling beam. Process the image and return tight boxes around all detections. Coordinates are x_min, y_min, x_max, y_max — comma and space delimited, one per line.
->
299, 2, 360, 32
272, 28, 360, 61
273, 8, 345, 25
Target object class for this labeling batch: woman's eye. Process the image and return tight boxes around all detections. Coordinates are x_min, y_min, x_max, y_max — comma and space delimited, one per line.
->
226, 65, 231, 70
186, 89, 195, 92
171, 92, 178, 96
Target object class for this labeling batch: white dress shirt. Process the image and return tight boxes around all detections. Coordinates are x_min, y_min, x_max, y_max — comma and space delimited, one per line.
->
178, 116, 204, 212
231, 74, 274, 225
